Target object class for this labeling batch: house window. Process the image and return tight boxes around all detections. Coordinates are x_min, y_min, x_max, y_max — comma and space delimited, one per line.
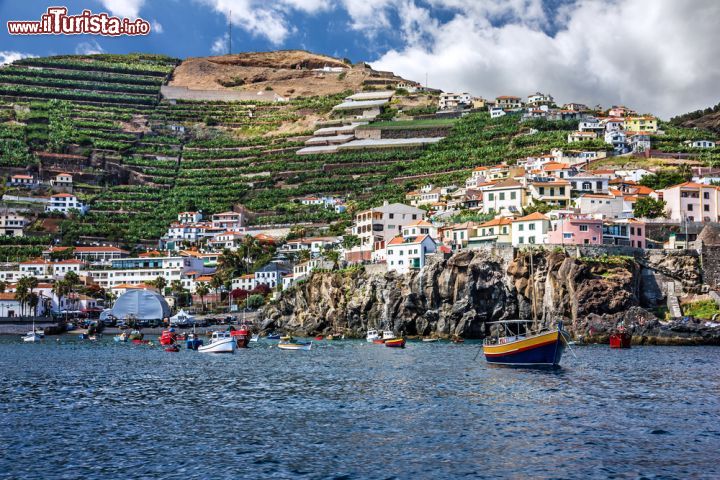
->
596, 181, 603, 190
705, 205, 710, 212
510, 191, 516, 200
582, 182, 592, 190
563, 233, 572, 239
539, 187, 545, 195
688, 204, 693, 211
529, 236, 536, 244
519, 224, 524, 231
529, 223, 536, 231
499, 192, 505, 201
579, 225, 588, 232
389, 213, 394, 219
519, 236, 524, 244
488, 193, 494, 201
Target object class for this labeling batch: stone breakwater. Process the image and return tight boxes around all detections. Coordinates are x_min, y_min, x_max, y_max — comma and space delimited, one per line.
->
261, 249, 720, 345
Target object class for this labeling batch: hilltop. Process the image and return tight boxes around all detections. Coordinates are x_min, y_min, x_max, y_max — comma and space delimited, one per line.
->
169, 50, 414, 98
670, 102, 720, 134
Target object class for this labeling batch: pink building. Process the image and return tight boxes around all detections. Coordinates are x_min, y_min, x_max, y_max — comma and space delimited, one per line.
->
603, 219, 646, 248
548, 216, 603, 245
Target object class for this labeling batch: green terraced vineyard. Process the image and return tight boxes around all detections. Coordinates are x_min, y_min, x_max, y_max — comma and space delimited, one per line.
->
1, 53, 718, 249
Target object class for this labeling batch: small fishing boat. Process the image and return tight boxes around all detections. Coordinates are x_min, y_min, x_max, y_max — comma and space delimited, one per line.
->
132, 339, 152, 345
159, 328, 177, 346
366, 329, 380, 343
422, 337, 440, 343
230, 325, 251, 348
609, 324, 632, 349
278, 341, 312, 351
114, 332, 129, 343
451, 337, 464, 344
482, 320, 568, 368
198, 331, 236, 354
250, 333, 260, 343
314, 335, 324, 341
128, 330, 143, 341
266, 333, 281, 340
78, 333, 89, 340
385, 338, 406, 348
382, 330, 396, 341
186, 332, 204, 350
165, 345, 180, 352
372, 338, 386, 344
22, 331, 42, 343
326, 334, 336, 341
280, 335, 293, 342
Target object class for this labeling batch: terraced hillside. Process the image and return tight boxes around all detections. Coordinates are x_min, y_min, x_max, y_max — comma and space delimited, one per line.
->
2, 53, 719, 251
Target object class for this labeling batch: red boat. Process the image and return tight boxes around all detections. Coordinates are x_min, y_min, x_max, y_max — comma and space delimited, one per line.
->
385, 338, 406, 348
610, 330, 632, 348
131, 339, 151, 345
164, 345, 179, 352
609, 323, 632, 348
160, 329, 177, 346
314, 335, 324, 341
372, 338, 386, 344
230, 325, 251, 348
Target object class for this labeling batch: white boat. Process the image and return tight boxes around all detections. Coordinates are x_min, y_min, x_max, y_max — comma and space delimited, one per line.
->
22, 331, 42, 343
382, 330, 396, 341
278, 341, 312, 351
366, 329, 380, 343
21, 319, 43, 343
250, 333, 260, 343
422, 337, 440, 343
198, 331, 236, 354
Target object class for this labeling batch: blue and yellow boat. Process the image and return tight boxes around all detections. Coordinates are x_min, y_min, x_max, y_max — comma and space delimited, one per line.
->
482, 320, 568, 367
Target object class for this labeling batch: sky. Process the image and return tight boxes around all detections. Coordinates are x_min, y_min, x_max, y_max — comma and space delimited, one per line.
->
1, 0, 719, 118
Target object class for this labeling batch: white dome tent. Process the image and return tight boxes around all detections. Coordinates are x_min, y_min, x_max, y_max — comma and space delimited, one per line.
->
110, 289, 171, 321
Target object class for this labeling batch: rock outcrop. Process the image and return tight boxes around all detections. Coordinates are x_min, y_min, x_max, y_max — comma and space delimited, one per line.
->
262, 248, 718, 344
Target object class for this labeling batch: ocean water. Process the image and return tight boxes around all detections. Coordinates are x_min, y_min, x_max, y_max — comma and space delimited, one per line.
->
0, 337, 718, 479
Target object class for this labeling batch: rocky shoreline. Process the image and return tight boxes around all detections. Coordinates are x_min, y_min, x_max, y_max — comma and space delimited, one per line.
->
261, 249, 720, 345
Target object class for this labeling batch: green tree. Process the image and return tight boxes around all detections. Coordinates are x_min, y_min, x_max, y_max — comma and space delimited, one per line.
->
633, 197, 667, 219
341, 234, 360, 251
150, 276, 167, 295
639, 168, 692, 190
324, 249, 340, 270
246, 294, 264, 309
14, 277, 31, 316
195, 282, 209, 312
53, 280, 71, 314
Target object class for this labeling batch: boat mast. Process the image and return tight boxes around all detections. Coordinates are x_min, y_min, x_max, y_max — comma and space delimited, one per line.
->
529, 249, 537, 323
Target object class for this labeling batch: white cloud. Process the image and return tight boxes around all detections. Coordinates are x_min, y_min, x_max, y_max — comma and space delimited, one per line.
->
370, 0, 720, 118
98, 0, 146, 18
211, 33, 230, 55
151, 20, 164, 34
0, 51, 36, 65
75, 40, 105, 55
194, 0, 331, 45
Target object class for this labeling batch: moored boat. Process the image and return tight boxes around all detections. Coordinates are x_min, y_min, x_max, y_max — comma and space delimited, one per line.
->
21, 331, 42, 343
186, 333, 204, 350
372, 338, 385, 344
451, 337, 464, 344
198, 331, 236, 354
385, 338, 406, 348
278, 341, 312, 351
609, 324, 632, 349
366, 329, 380, 343
165, 345, 180, 352
159, 328, 177, 346
128, 330, 143, 341
314, 335, 324, 341
266, 333, 281, 340
114, 332, 129, 342
482, 320, 568, 368
382, 330, 396, 341
230, 325, 251, 348
250, 333, 260, 343
422, 337, 440, 343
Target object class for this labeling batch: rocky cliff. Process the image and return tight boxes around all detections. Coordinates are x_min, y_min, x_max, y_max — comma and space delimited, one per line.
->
262, 248, 719, 344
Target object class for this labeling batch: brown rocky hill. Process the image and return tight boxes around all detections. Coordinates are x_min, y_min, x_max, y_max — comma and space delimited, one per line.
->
671, 103, 720, 134
168, 49, 416, 98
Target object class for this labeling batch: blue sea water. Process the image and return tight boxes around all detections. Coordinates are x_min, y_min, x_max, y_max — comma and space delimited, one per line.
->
0, 337, 718, 479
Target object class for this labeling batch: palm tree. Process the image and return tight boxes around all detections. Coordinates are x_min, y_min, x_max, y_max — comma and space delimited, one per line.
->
28, 293, 39, 318
324, 249, 340, 270
170, 280, 186, 308
341, 234, 360, 251
209, 275, 224, 310
195, 282, 209, 312
14, 277, 30, 317
53, 280, 71, 315
151, 276, 167, 295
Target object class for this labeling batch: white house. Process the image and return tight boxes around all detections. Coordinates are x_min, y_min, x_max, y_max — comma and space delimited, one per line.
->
574, 193, 625, 218
45, 193, 87, 215
177, 211, 203, 224
568, 131, 597, 143
526, 92, 554, 107
9, 175, 37, 187
684, 140, 716, 149
231, 274, 256, 291
386, 235, 437, 274
439, 92, 471, 110
401, 220, 439, 241
511, 212, 550, 246
0, 213, 27, 237
211, 211, 245, 230
50, 172, 73, 191
254, 263, 291, 289
481, 179, 526, 215
351, 202, 425, 259
279, 236, 340, 256
569, 173, 609, 194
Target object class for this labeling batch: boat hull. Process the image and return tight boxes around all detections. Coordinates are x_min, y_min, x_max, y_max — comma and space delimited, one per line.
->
609, 332, 632, 349
278, 342, 312, 351
483, 330, 565, 367
385, 338, 406, 348
198, 337, 236, 354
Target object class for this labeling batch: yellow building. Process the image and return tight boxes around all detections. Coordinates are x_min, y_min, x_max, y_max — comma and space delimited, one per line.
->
624, 116, 657, 133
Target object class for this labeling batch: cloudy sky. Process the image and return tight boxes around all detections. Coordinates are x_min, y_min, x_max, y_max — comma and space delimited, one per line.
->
1, 0, 718, 118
